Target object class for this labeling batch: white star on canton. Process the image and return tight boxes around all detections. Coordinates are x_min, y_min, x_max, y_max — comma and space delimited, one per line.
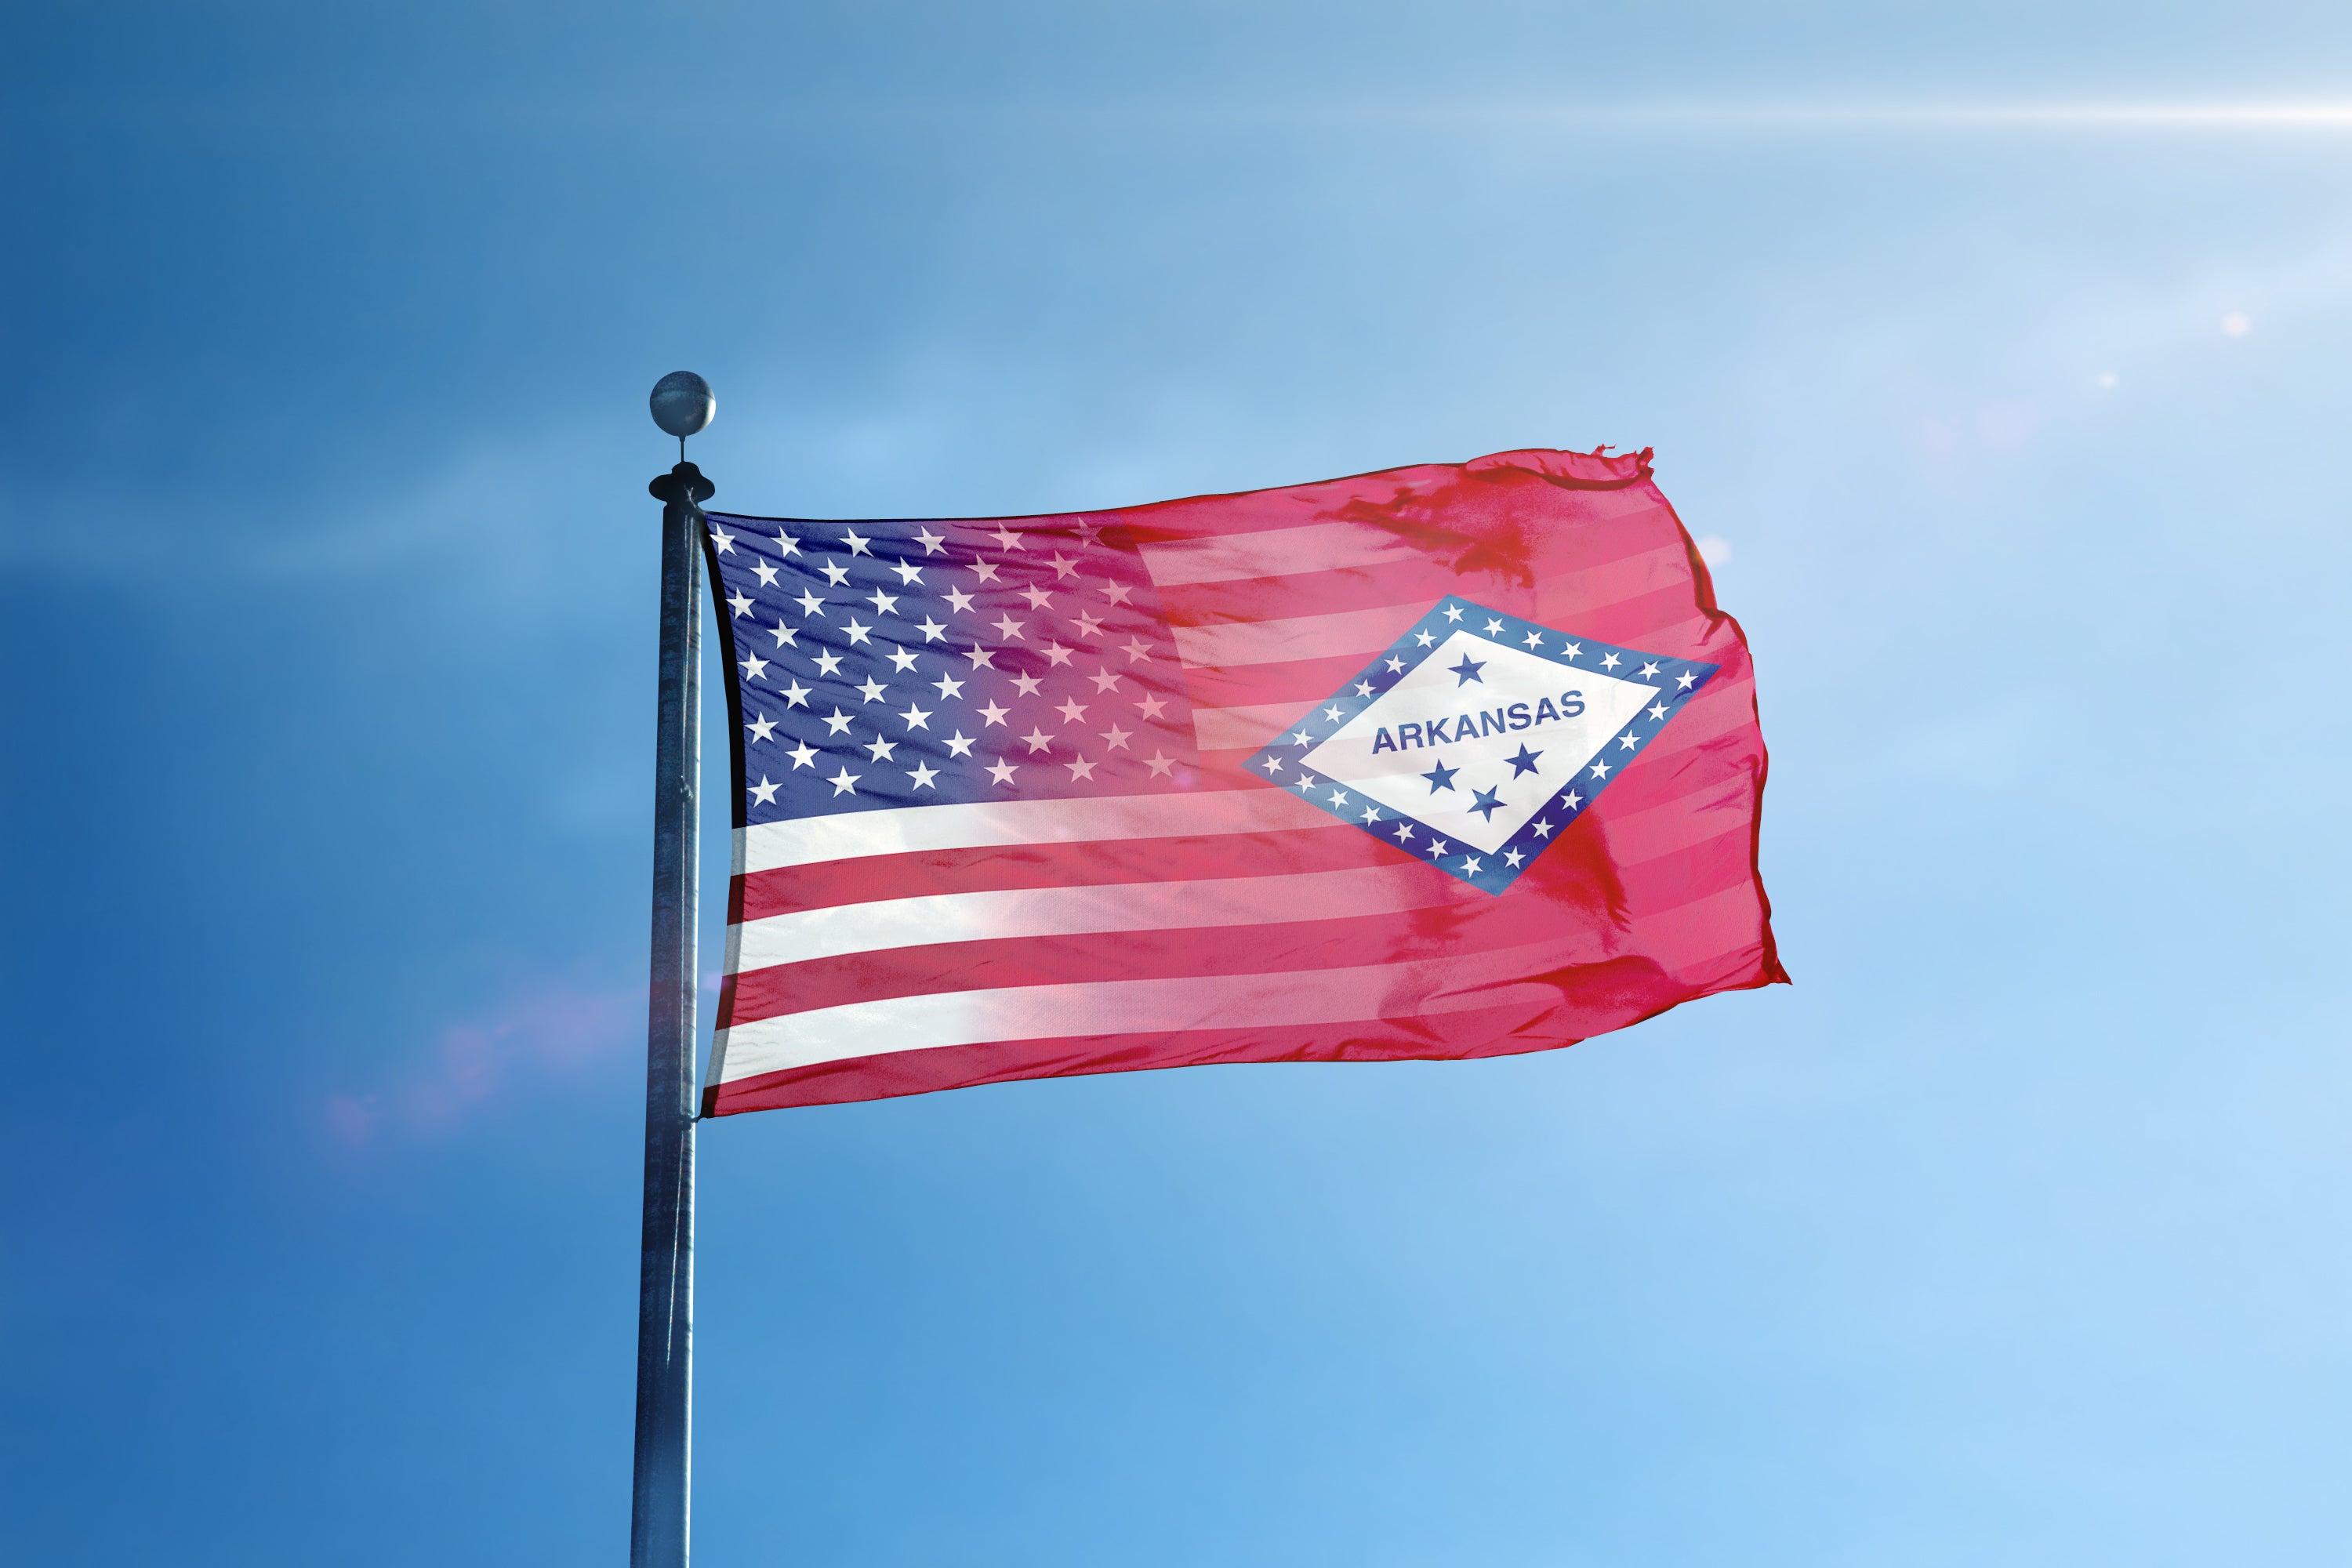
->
749, 776, 780, 806
1676, 670, 1697, 689
977, 701, 1009, 727
862, 736, 897, 762
1354, 681, 1374, 697
970, 561, 1000, 584
855, 677, 887, 704
1065, 757, 1097, 780
916, 617, 946, 643
842, 618, 873, 647
706, 527, 735, 554
1101, 724, 1133, 750
891, 561, 924, 586
898, 703, 931, 731
914, 527, 945, 555
962, 645, 995, 669
1121, 637, 1152, 663
931, 673, 965, 699
775, 532, 800, 557
794, 590, 825, 617
1054, 697, 1087, 724
1087, 669, 1123, 693
943, 731, 977, 757
842, 529, 871, 556
886, 648, 918, 673
728, 591, 753, 618
943, 586, 975, 614
992, 613, 1024, 640
1073, 612, 1102, 638
820, 561, 850, 586
822, 708, 854, 735
1135, 693, 1167, 719
751, 561, 779, 587
826, 767, 859, 797
1018, 585, 1052, 610
1009, 673, 1043, 697
1021, 727, 1054, 754
781, 681, 810, 708
739, 652, 768, 680
907, 762, 939, 790
1049, 554, 1078, 580
986, 759, 1018, 786
1144, 751, 1175, 778
746, 713, 776, 742
1042, 644, 1075, 667
768, 622, 797, 648
1103, 580, 1134, 606
812, 650, 844, 677
866, 589, 899, 615
786, 742, 817, 769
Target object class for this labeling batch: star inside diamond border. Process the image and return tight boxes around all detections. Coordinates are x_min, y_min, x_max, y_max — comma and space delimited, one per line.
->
1243, 595, 1722, 896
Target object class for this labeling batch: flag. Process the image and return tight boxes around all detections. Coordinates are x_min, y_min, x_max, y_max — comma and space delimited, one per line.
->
698, 446, 1784, 1113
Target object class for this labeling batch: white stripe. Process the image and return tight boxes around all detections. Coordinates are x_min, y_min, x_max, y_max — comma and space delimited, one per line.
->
737, 788, 1334, 873
713, 887, 1769, 1083
1139, 522, 1421, 586
713, 941, 1560, 1080
1191, 701, 1316, 750
732, 862, 1454, 971
1170, 601, 1425, 668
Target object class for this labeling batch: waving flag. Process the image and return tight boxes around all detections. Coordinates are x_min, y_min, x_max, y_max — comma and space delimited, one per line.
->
699, 446, 1784, 1112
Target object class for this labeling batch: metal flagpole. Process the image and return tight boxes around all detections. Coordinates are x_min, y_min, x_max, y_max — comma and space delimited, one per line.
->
633, 371, 716, 1568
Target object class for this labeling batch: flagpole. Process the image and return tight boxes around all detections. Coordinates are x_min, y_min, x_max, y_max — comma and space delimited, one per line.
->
633, 372, 716, 1568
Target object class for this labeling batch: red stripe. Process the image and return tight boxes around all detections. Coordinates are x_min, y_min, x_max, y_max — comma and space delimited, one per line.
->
720, 826, 1765, 1026
706, 939, 1773, 1115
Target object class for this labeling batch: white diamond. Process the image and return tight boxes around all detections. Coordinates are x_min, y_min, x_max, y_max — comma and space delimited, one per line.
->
1298, 626, 1658, 855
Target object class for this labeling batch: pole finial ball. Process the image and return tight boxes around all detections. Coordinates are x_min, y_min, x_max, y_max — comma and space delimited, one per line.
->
650, 372, 715, 440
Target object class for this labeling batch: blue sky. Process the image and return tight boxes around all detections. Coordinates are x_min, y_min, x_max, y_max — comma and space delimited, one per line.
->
5, 4, 2351, 1563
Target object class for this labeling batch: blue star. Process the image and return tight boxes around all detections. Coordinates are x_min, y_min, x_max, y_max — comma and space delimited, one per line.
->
1421, 758, 1459, 793
1468, 786, 1506, 820
1446, 654, 1487, 686
1504, 744, 1543, 777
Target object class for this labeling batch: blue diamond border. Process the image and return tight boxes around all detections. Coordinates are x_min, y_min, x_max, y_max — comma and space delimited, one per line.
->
1243, 594, 1722, 896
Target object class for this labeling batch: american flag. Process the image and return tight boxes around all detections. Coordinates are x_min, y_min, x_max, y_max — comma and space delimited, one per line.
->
701, 446, 1783, 1112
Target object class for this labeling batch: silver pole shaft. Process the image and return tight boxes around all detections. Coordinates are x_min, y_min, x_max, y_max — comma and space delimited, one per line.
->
632, 461, 710, 1568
